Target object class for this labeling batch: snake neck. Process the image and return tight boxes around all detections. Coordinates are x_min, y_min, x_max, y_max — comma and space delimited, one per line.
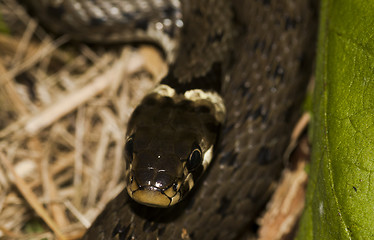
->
161, 63, 223, 94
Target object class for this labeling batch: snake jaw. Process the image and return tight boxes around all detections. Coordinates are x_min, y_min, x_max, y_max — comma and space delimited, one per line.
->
126, 171, 182, 207
129, 187, 172, 208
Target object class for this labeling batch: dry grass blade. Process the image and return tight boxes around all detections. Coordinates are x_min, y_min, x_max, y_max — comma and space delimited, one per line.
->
24, 48, 132, 135
0, 151, 67, 240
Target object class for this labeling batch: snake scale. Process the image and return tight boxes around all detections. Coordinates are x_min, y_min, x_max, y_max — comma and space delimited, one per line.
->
23, 0, 317, 239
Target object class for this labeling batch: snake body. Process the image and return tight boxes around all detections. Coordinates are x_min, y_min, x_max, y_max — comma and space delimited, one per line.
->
24, 0, 317, 239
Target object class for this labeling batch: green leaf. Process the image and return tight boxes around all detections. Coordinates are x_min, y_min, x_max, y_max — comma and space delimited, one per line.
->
296, 1, 374, 239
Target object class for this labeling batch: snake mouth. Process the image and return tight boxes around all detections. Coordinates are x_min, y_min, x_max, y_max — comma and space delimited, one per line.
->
129, 186, 172, 207
127, 174, 181, 207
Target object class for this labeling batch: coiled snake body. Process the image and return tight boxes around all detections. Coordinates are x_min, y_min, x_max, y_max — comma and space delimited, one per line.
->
24, 0, 317, 239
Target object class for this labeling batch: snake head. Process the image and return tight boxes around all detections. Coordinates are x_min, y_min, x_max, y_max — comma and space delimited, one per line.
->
124, 84, 225, 207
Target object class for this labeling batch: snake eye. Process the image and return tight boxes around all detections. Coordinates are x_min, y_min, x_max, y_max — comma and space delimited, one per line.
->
187, 147, 202, 171
125, 137, 134, 163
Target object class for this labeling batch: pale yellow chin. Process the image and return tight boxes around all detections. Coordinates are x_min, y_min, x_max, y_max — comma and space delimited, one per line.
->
127, 185, 183, 207
128, 188, 171, 207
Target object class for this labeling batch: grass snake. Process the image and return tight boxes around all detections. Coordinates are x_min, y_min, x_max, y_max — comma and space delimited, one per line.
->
23, 0, 317, 239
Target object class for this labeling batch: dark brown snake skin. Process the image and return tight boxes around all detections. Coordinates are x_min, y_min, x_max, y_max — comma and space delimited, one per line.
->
24, 0, 317, 239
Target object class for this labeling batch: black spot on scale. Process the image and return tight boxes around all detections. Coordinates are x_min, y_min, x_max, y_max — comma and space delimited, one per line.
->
257, 147, 271, 165
219, 150, 238, 166
216, 196, 231, 217
208, 31, 224, 44
261, 108, 269, 123
162, 5, 178, 18
135, 18, 149, 31
285, 17, 298, 30
121, 12, 135, 22
143, 220, 158, 233
111, 221, 130, 239
238, 80, 252, 98
252, 106, 263, 119
162, 23, 176, 38
244, 105, 268, 123
272, 63, 285, 82
192, 8, 203, 17
111, 221, 121, 237
90, 17, 106, 26
252, 38, 266, 52
158, 226, 166, 236
118, 233, 129, 240
121, 233, 130, 240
